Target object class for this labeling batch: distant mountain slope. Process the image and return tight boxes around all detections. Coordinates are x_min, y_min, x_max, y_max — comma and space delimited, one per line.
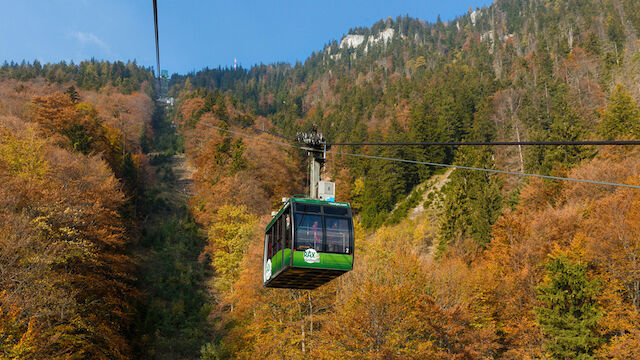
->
171, 0, 640, 231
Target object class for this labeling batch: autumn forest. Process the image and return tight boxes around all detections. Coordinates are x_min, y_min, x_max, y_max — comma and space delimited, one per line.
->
3, 0, 640, 359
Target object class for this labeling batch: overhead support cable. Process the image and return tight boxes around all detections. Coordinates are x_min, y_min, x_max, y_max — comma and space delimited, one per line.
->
205, 114, 296, 141
197, 123, 640, 190
328, 140, 640, 147
199, 122, 296, 148
152, 0, 161, 82
327, 151, 640, 189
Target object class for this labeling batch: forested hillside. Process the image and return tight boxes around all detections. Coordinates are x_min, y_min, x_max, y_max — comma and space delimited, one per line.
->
2, 0, 640, 359
171, 0, 640, 358
0, 63, 155, 358
173, 0, 640, 228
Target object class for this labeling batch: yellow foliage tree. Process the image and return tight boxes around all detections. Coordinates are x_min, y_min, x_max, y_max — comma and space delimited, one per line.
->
206, 205, 257, 309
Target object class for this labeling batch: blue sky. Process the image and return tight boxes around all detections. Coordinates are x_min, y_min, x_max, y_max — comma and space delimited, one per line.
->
1, 0, 492, 75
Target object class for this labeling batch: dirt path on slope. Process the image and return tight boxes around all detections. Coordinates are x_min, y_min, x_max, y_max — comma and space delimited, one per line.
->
409, 168, 453, 221
169, 153, 196, 199
145, 152, 196, 208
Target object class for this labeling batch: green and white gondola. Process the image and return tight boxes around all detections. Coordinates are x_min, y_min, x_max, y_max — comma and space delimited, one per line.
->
263, 197, 354, 289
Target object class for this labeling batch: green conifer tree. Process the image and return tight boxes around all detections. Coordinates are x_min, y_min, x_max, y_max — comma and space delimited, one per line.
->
64, 85, 80, 104
438, 146, 501, 254
599, 84, 640, 139
535, 255, 602, 360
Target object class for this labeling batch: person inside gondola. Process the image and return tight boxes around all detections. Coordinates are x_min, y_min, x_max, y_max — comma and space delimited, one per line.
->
327, 220, 339, 252
311, 220, 320, 250
326, 217, 348, 253
295, 214, 322, 251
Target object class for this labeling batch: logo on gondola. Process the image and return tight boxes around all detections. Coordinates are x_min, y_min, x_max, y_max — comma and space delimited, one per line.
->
303, 249, 320, 263
264, 259, 272, 282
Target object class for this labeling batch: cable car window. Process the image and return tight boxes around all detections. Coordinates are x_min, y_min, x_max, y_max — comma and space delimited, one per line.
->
325, 217, 351, 253
295, 213, 323, 251
324, 206, 348, 216
284, 208, 292, 250
275, 218, 282, 253
297, 204, 321, 213
267, 229, 273, 259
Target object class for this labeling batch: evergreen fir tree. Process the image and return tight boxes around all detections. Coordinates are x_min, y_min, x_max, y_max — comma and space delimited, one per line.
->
64, 85, 80, 104
599, 84, 640, 139
536, 255, 602, 360
438, 146, 502, 254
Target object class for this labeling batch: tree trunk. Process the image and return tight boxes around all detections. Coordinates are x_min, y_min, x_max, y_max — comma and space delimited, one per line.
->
308, 292, 314, 350
515, 122, 524, 172
295, 295, 306, 353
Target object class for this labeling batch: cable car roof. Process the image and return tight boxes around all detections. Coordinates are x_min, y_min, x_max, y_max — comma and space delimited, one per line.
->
291, 197, 350, 207
266, 197, 351, 232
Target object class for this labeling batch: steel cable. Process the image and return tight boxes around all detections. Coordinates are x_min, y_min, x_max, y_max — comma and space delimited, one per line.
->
198, 122, 640, 190
329, 140, 640, 146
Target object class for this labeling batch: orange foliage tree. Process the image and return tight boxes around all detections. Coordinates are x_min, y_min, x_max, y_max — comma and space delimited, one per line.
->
1, 92, 139, 359
473, 147, 640, 358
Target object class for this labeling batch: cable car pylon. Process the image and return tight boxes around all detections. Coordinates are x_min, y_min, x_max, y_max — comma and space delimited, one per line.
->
295, 126, 333, 200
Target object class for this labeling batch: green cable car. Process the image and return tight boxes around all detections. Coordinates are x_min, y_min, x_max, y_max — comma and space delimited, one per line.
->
263, 197, 354, 289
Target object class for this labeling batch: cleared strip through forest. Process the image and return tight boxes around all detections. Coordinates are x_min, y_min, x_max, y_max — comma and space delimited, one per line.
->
130, 104, 212, 359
